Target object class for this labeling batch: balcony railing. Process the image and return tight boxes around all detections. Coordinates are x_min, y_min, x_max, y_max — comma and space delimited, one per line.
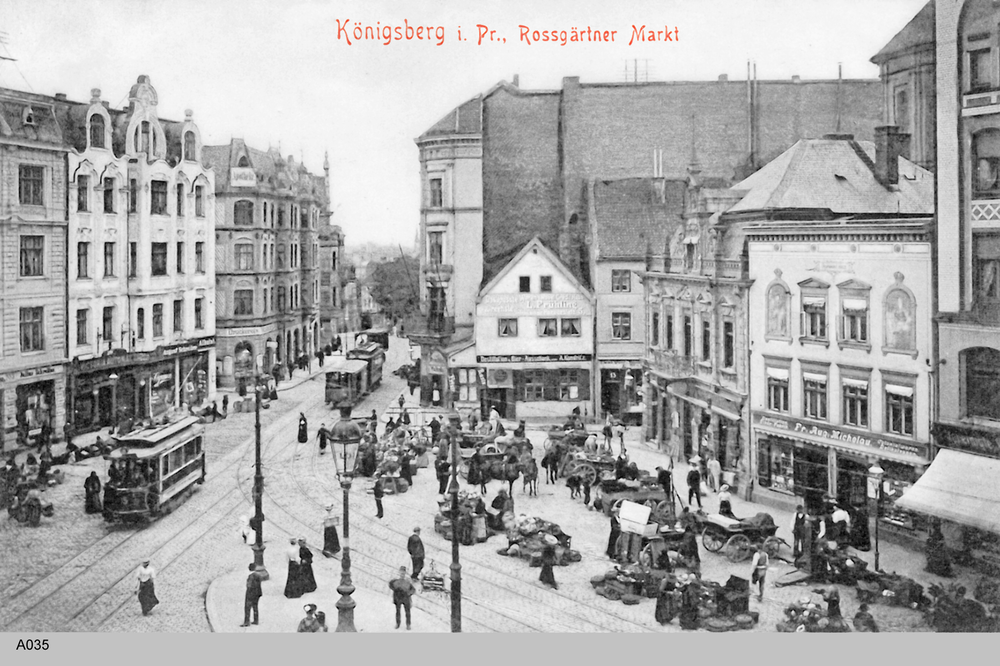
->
648, 350, 697, 378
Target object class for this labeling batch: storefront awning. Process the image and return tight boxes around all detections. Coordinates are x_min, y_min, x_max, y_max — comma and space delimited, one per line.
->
841, 298, 868, 312
896, 449, 1000, 535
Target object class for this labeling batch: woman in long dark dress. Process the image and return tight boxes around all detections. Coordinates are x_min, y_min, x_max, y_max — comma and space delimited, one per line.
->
678, 574, 701, 630
136, 560, 159, 616
284, 538, 303, 598
84, 471, 102, 514
539, 542, 559, 590
298, 538, 317, 594
322, 506, 341, 557
655, 574, 679, 625
297, 414, 308, 444
606, 514, 622, 560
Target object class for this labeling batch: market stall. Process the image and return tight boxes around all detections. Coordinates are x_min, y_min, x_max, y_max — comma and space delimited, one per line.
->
496, 514, 581, 567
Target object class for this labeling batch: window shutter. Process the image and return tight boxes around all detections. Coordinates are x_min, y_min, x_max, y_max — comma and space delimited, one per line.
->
543, 370, 559, 401
578, 370, 591, 401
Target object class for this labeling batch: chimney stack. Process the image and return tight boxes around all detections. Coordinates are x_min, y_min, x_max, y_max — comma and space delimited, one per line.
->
718, 74, 728, 82
512, 74, 519, 88
54, 93, 67, 101
875, 125, 910, 187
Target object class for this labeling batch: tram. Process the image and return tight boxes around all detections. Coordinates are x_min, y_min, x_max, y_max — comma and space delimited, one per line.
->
325, 342, 386, 408
355, 326, 390, 351
102, 415, 206, 523
347, 342, 385, 392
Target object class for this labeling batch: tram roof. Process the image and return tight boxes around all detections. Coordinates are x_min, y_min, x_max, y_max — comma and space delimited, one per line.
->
326, 359, 369, 374
107, 416, 204, 457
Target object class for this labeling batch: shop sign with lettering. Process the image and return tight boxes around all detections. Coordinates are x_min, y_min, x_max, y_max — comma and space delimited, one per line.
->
427, 350, 447, 375
478, 293, 590, 316
0, 364, 61, 384
752, 411, 928, 461
477, 353, 593, 364
229, 168, 257, 187
218, 327, 265, 337
932, 423, 1000, 459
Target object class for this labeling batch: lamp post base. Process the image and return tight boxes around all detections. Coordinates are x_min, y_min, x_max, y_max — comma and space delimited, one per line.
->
335, 548, 356, 632
251, 542, 269, 581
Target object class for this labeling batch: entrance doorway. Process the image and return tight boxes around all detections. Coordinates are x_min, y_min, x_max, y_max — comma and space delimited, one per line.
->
601, 369, 621, 418
98, 386, 113, 426
836, 455, 869, 509
483, 388, 509, 419
794, 444, 829, 514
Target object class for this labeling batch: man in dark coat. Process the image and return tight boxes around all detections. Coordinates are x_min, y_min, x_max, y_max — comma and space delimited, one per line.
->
241, 564, 264, 627
436, 457, 450, 495
399, 450, 413, 487
84, 471, 103, 514
686, 464, 702, 508
656, 466, 672, 497
374, 478, 385, 519
318, 424, 328, 455
389, 567, 416, 630
428, 417, 441, 444
407, 527, 425, 580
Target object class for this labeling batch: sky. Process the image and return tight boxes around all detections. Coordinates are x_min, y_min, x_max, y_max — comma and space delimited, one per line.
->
0, 0, 928, 246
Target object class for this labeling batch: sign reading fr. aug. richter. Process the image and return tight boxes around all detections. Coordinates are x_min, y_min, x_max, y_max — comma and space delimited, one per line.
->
753, 411, 928, 461
478, 293, 589, 316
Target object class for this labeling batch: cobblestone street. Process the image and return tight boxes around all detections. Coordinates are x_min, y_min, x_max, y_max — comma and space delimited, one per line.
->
0, 339, 980, 633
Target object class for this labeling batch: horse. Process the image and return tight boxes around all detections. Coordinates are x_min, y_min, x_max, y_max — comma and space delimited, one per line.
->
540, 449, 558, 484
521, 458, 538, 496
502, 456, 521, 496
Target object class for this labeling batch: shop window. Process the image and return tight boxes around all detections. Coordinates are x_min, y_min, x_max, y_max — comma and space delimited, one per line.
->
757, 438, 795, 493
76, 309, 88, 345
150, 180, 168, 215
523, 370, 545, 401
559, 369, 580, 400
19, 165, 44, 206
103, 177, 115, 213
519, 276, 531, 293
19, 235, 44, 277
195, 298, 204, 330
972, 129, 1000, 199
701, 319, 711, 361
723, 320, 735, 368
498, 318, 518, 337
152, 303, 163, 337
234, 200, 254, 225
885, 384, 915, 435
651, 311, 660, 347
560, 318, 581, 337
457, 368, 478, 403
429, 178, 443, 207
104, 242, 115, 277
137, 307, 145, 339
236, 243, 254, 271
89, 114, 106, 149
963, 347, 1000, 420
842, 379, 869, 427
540, 276, 552, 293
969, 48, 993, 93
20, 307, 44, 352
195, 185, 205, 217
538, 318, 557, 337
151, 243, 167, 276
611, 269, 631, 292
78, 175, 90, 212
611, 312, 631, 340
766, 367, 789, 413
77, 242, 90, 279
803, 372, 828, 420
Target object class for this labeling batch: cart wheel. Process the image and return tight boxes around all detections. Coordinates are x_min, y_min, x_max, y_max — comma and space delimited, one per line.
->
702, 527, 726, 552
763, 536, 782, 558
725, 534, 753, 562
562, 460, 581, 478
652, 500, 672, 524
575, 463, 597, 486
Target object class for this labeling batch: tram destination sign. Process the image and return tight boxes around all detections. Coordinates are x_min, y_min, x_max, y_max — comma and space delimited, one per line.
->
477, 353, 592, 364
752, 412, 928, 461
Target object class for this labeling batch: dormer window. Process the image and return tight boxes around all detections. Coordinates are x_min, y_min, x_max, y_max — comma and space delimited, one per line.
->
22, 106, 35, 126
238, 155, 249, 168
185, 132, 197, 162
89, 115, 106, 149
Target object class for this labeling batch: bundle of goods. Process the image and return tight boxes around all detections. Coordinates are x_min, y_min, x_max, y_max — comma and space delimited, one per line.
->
375, 450, 410, 494
925, 581, 1000, 632
814, 547, 871, 585
496, 514, 581, 566
434, 491, 490, 544
974, 576, 1000, 606
591, 564, 666, 602
420, 561, 447, 593
776, 597, 850, 632
855, 571, 927, 608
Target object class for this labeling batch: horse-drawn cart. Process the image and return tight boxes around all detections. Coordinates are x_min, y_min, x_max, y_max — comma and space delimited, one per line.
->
697, 511, 787, 562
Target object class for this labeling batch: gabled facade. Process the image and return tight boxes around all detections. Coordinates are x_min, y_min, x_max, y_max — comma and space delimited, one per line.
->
475, 237, 594, 419
202, 139, 325, 389
56, 76, 216, 434
0, 88, 69, 452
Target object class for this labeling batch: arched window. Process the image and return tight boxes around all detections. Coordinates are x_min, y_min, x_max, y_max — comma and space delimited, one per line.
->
184, 131, 197, 162
234, 200, 254, 226
89, 115, 106, 149
964, 347, 1000, 420
766, 283, 790, 338
237, 155, 249, 167
972, 129, 1000, 199
141, 121, 151, 153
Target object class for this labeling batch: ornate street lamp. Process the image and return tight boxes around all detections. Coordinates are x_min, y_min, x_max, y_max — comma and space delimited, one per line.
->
328, 404, 363, 632
868, 462, 885, 572
251, 375, 269, 580
446, 411, 462, 632
109, 373, 119, 434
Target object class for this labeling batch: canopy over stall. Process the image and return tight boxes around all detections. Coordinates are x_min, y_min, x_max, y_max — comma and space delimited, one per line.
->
896, 449, 1000, 535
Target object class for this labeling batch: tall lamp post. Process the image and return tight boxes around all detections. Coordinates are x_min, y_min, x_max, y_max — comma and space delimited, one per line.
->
868, 462, 884, 572
329, 404, 363, 633
251, 375, 269, 579
109, 373, 119, 434
447, 412, 462, 632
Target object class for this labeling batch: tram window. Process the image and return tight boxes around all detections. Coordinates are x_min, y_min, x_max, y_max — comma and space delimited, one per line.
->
162, 457, 169, 478
185, 440, 196, 459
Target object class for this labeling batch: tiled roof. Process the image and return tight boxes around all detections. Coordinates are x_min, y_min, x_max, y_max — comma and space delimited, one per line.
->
203, 140, 326, 196
870, 1, 934, 64
0, 88, 66, 146
418, 95, 482, 140
593, 178, 687, 260
728, 138, 934, 214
